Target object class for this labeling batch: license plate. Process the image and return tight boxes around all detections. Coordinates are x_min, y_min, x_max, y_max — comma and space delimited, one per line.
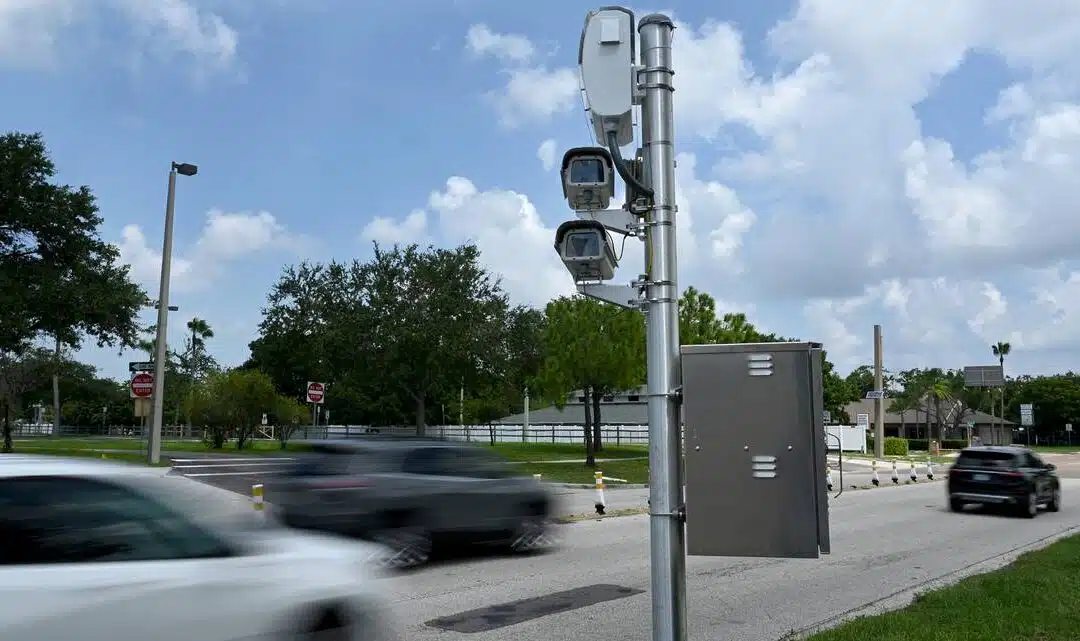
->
974, 473, 990, 481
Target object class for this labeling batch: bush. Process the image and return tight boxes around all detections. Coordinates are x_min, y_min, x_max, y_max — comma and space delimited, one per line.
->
883, 437, 909, 456
941, 439, 968, 450
907, 439, 929, 451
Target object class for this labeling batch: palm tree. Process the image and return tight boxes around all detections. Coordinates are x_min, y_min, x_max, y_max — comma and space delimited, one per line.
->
185, 318, 214, 432
992, 341, 1011, 444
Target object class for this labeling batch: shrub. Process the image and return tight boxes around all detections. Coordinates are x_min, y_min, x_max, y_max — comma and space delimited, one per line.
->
883, 436, 909, 456
907, 439, 929, 451
941, 439, 968, 450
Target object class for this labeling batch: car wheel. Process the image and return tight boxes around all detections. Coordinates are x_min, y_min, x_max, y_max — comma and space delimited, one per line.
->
510, 517, 553, 553
949, 497, 965, 512
1048, 487, 1061, 513
369, 526, 432, 570
1020, 490, 1039, 519
309, 609, 350, 641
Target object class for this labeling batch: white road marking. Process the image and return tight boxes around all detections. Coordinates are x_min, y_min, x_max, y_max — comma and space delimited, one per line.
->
169, 457, 296, 463
181, 470, 288, 477
172, 461, 292, 469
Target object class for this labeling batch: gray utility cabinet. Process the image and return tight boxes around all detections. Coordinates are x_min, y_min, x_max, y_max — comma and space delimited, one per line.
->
681, 342, 831, 559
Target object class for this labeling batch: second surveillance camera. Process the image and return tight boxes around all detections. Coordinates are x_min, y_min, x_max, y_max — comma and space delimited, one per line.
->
561, 147, 615, 212
554, 219, 619, 282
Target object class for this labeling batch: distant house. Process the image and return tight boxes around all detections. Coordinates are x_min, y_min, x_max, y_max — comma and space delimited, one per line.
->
843, 398, 1014, 445
495, 386, 649, 426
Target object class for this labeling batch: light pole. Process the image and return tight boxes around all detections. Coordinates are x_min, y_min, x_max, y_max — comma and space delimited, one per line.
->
148, 161, 198, 465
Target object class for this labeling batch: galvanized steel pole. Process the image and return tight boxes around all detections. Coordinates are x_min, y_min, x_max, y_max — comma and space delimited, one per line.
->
639, 14, 687, 641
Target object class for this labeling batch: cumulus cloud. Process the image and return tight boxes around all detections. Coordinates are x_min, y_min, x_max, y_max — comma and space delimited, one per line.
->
444, 3, 1080, 375
537, 139, 557, 172
0, 0, 238, 71
117, 209, 306, 293
464, 23, 580, 127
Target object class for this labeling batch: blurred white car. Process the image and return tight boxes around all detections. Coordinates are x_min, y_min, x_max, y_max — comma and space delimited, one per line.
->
0, 455, 399, 641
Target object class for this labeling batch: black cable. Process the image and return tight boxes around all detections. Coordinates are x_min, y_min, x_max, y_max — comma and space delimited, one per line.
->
605, 130, 653, 198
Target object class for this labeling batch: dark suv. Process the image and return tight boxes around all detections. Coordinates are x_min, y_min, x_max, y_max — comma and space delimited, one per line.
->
264, 439, 554, 568
947, 446, 1061, 518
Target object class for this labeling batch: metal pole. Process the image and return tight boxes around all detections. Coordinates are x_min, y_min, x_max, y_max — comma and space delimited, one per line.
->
639, 15, 686, 641
523, 387, 530, 443
148, 168, 178, 465
873, 325, 884, 458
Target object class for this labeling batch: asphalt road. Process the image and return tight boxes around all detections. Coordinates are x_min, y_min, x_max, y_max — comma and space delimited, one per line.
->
169, 456, 889, 517
381, 479, 1080, 641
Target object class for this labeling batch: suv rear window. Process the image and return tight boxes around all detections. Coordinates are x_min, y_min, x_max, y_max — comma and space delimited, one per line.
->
955, 450, 1018, 469
289, 447, 401, 476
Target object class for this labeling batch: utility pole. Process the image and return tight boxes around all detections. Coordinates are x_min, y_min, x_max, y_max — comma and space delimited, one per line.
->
873, 324, 884, 459
561, 10, 685, 640
639, 15, 686, 641
148, 161, 197, 465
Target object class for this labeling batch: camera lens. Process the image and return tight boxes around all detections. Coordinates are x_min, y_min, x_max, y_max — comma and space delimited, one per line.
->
570, 158, 604, 184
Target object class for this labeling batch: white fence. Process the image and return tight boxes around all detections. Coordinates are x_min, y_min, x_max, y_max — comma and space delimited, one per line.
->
314, 423, 651, 445
825, 425, 867, 453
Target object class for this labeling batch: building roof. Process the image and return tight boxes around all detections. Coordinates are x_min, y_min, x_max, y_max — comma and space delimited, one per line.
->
843, 399, 1012, 426
496, 401, 647, 425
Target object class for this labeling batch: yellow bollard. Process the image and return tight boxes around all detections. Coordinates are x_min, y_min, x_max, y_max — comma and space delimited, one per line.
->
252, 484, 264, 512
594, 470, 606, 515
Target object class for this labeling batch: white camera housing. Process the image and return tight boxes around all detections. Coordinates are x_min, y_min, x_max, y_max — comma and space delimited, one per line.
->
554, 219, 619, 282
561, 147, 616, 212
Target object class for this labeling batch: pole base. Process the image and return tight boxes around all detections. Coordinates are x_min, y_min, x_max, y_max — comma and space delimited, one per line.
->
595, 503, 606, 515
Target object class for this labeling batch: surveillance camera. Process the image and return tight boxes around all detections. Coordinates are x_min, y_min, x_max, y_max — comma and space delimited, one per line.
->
554, 219, 619, 282
561, 147, 615, 212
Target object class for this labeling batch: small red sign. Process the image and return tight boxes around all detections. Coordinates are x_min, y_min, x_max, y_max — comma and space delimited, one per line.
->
306, 381, 325, 404
130, 372, 154, 398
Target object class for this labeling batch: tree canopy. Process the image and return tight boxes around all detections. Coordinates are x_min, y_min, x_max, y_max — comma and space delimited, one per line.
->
0, 132, 148, 353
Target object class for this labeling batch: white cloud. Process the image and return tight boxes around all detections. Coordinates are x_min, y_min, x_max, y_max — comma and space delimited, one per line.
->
465, 24, 535, 64
0, 0, 238, 71
360, 177, 574, 308
537, 139, 557, 172
458, 3, 1080, 375
117, 209, 304, 294
464, 24, 580, 127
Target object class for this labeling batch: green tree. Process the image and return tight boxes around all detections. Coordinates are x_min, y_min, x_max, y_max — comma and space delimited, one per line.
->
0, 346, 52, 451
535, 296, 645, 464
186, 369, 285, 450
1, 132, 148, 441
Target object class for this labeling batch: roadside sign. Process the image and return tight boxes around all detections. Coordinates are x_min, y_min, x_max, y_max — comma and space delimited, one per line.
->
823, 410, 832, 424
130, 372, 154, 399
865, 390, 885, 400
966, 421, 975, 428
1020, 403, 1034, 427
1066, 424, 1072, 432
963, 365, 1004, 388
128, 361, 153, 373
856, 413, 869, 427
261, 413, 268, 425
306, 381, 326, 404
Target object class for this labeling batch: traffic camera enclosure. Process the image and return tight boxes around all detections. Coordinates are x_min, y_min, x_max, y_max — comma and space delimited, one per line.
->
554, 219, 619, 282
561, 147, 616, 212
681, 341, 832, 559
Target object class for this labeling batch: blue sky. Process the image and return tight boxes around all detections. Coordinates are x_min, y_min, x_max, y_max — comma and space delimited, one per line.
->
6, 0, 1080, 381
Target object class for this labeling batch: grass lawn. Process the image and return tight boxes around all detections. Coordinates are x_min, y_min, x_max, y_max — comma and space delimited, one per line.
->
12, 438, 314, 455
844, 452, 954, 465
489, 442, 646, 462
514, 458, 650, 484
2, 447, 169, 467
805, 533, 1080, 641
1032, 445, 1080, 454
